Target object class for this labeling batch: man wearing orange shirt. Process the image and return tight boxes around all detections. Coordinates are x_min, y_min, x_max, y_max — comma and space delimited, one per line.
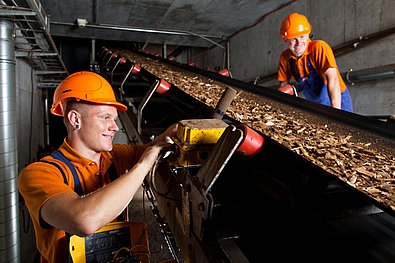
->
18, 71, 177, 263
277, 13, 353, 112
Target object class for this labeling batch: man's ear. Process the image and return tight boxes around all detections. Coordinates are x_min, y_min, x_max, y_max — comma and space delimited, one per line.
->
67, 110, 81, 127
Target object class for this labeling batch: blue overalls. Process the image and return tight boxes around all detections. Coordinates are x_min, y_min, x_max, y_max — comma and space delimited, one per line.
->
40, 150, 122, 262
290, 56, 353, 112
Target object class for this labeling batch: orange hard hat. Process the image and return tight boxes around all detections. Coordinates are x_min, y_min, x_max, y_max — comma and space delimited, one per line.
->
280, 13, 311, 40
50, 71, 127, 116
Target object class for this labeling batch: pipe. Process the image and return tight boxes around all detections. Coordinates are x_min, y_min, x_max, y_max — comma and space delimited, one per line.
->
334, 26, 395, 58
253, 64, 395, 87
163, 44, 167, 58
90, 38, 95, 71
0, 19, 20, 262
343, 64, 395, 84
212, 87, 237, 119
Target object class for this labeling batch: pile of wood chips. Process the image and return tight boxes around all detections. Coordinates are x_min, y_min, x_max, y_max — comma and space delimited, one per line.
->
117, 49, 395, 214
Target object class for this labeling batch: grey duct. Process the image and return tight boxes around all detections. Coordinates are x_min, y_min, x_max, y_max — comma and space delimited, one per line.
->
0, 20, 20, 262
343, 64, 395, 84
259, 64, 395, 90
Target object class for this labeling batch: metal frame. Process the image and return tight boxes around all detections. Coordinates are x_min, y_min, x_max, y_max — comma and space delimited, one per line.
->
137, 79, 160, 135
1, 1, 68, 88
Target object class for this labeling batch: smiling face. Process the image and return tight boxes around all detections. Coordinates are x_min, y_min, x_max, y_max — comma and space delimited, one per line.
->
286, 34, 309, 57
77, 103, 120, 153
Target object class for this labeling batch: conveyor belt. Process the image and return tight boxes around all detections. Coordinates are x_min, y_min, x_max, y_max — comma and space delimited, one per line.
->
108, 48, 395, 217
99, 47, 395, 262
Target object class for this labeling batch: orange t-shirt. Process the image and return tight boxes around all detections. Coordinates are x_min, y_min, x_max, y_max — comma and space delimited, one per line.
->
277, 39, 347, 92
18, 139, 146, 263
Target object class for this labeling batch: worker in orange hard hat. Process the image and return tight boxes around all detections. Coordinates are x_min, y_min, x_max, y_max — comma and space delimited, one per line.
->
50, 71, 128, 116
277, 13, 353, 112
18, 71, 177, 263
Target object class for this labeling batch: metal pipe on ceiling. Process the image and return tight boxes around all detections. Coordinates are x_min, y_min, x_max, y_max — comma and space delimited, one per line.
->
51, 20, 230, 71
0, 19, 20, 262
51, 21, 226, 50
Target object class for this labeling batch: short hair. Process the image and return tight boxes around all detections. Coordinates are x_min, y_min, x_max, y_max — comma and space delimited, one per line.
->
62, 99, 92, 128
64, 99, 95, 118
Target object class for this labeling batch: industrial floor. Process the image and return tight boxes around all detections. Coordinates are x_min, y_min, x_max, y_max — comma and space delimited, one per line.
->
127, 185, 178, 263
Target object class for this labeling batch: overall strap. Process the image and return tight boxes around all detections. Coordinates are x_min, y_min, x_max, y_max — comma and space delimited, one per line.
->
39, 160, 68, 185
289, 58, 301, 82
50, 150, 84, 196
305, 55, 316, 72
39, 151, 84, 262
289, 55, 316, 80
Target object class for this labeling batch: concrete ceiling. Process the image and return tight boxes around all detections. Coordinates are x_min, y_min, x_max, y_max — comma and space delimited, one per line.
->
41, 0, 291, 48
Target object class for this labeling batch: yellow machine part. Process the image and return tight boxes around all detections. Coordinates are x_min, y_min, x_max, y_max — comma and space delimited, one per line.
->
176, 119, 228, 146
173, 119, 228, 167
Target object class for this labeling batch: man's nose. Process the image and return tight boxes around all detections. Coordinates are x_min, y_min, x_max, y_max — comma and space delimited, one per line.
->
110, 120, 119, 131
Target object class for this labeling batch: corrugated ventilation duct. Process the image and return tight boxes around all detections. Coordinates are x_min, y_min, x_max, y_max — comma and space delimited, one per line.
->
0, 19, 20, 262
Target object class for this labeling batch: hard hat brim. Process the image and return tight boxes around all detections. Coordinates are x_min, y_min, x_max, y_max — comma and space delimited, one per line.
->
50, 99, 128, 116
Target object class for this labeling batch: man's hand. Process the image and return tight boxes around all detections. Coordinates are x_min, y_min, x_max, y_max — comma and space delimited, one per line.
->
152, 123, 178, 145
278, 83, 298, 96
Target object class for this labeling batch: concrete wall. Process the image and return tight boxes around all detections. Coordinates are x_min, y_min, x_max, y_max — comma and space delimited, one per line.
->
16, 59, 45, 262
196, 0, 395, 116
